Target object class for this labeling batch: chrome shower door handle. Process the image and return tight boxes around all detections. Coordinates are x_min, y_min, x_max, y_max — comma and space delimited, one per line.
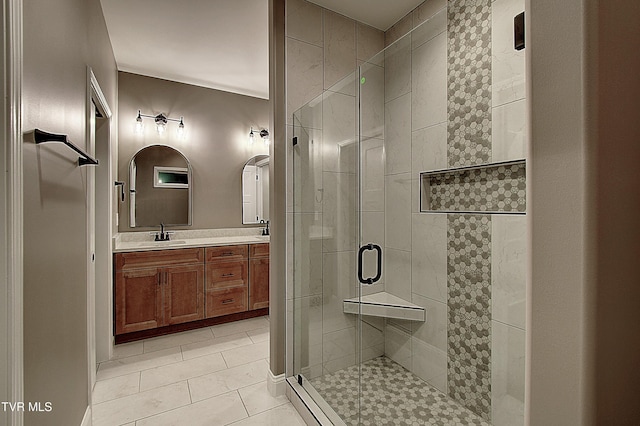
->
358, 243, 382, 285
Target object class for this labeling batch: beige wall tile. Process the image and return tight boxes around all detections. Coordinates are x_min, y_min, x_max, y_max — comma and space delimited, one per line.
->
411, 213, 447, 303
411, 293, 447, 351
293, 213, 323, 297
491, 321, 525, 426
492, 99, 528, 163
322, 251, 356, 333
411, 337, 447, 393
357, 22, 385, 62
384, 93, 412, 175
385, 12, 413, 47
385, 323, 412, 370
385, 173, 412, 252
322, 91, 356, 173
360, 138, 385, 212
412, 122, 447, 175
360, 63, 385, 139
286, 0, 323, 46
413, 0, 447, 28
492, 215, 527, 330
287, 38, 324, 124
384, 248, 412, 301
492, 0, 526, 107
322, 172, 356, 253
411, 32, 447, 131
384, 36, 412, 101
323, 10, 356, 89
412, 7, 447, 50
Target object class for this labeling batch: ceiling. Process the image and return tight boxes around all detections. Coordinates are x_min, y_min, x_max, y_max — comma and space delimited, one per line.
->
100, 0, 424, 100
100, 0, 270, 99
308, 0, 424, 31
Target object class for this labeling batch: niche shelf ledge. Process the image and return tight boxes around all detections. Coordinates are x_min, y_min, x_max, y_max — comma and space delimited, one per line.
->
343, 292, 425, 322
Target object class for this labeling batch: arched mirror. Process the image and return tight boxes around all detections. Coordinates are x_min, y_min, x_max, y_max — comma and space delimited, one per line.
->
242, 155, 269, 224
129, 144, 192, 227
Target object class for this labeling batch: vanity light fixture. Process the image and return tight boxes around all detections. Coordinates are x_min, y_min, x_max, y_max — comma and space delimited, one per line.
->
136, 110, 185, 136
249, 127, 270, 146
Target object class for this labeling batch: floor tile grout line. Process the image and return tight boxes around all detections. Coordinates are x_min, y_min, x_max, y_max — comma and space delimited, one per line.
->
233, 389, 251, 423
137, 352, 269, 395
180, 335, 257, 362
93, 381, 193, 426
96, 355, 187, 382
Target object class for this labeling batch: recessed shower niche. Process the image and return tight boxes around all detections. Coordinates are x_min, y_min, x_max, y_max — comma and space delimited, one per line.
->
420, 160, 526, 214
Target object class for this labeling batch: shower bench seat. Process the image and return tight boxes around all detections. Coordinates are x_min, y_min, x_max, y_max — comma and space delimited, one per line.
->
343, 292, 426, 321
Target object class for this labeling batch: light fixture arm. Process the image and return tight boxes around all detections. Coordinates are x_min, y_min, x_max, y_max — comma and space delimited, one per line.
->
136, 110, 185, 136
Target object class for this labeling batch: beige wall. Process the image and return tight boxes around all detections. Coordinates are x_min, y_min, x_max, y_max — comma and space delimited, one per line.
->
594, 1, 640, 422
117, 72, 269, 232
21, 0, 117, 425
528, 0, 640, 424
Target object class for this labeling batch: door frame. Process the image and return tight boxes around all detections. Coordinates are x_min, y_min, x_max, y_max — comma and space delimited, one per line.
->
3, 0, 24, 425
86, 67, 113, 397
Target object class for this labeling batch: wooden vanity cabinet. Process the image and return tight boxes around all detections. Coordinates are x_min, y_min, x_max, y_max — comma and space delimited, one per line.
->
115, 248, 204, 335
114, 243, 269, 342
249, 243, 269, 310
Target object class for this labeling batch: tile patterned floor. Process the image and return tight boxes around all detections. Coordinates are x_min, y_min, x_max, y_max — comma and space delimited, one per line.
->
310, 356, 490, 426
91, 316, 305, 426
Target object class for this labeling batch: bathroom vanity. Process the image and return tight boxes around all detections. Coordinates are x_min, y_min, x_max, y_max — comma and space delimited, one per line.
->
113, 231, 269, 343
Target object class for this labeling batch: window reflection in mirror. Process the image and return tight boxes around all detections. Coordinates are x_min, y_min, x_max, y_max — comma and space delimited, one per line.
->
129, 145, 192, 227
242, 155, 269, 224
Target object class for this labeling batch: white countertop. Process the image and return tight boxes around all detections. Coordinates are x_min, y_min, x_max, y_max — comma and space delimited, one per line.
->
114, 228, 270, 252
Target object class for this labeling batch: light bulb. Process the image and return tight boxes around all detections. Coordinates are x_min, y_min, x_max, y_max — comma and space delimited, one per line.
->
135, 111, 143, 133
177, 118, 185, 137
263, 136, 270, 147
249, 129, 255, 145
156, 122, 165, 134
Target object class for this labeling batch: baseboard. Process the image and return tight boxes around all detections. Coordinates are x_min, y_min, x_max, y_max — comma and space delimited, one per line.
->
80, 406, 91, 426
267, 369, 286, 397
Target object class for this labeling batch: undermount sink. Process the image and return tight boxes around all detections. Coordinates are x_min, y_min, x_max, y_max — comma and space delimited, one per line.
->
128, 240, 187, 247
253, 235, 270, 242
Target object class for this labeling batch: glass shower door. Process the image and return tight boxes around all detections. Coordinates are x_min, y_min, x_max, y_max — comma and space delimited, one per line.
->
292, 77, 363, 425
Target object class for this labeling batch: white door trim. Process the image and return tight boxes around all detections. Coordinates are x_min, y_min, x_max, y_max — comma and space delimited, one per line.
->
86, 67, 113, 400
4, 0, 24, 425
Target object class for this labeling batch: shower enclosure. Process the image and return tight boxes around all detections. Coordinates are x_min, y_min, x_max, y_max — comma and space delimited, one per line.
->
290, 1, 527, 424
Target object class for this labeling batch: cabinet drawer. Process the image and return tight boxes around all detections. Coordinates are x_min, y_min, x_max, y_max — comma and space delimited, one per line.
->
205, 245, 248, 262
206, 261, 248, 290
249, 243, 269, 258
206, 287, 247, 318
116, 248, 204, 271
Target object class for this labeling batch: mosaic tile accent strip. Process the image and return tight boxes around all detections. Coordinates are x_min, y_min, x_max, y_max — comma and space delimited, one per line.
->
447, 214, 492, 420
447, 0, 492, 167
310, 356, 490, 426
449, 358, 492, 419
423, 162, 526, 213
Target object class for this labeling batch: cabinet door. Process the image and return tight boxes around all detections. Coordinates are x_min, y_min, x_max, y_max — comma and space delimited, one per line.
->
249, 258, 269, 310
115, 268, 162, 334
164, 264, 204, 325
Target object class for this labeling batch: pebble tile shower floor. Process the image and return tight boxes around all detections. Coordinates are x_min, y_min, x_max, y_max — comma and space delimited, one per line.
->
310, 356, 490, 425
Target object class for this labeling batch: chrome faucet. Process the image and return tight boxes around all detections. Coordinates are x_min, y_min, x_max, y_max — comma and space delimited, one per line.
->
262, 220, 270, 236
155, 223, 170, 241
